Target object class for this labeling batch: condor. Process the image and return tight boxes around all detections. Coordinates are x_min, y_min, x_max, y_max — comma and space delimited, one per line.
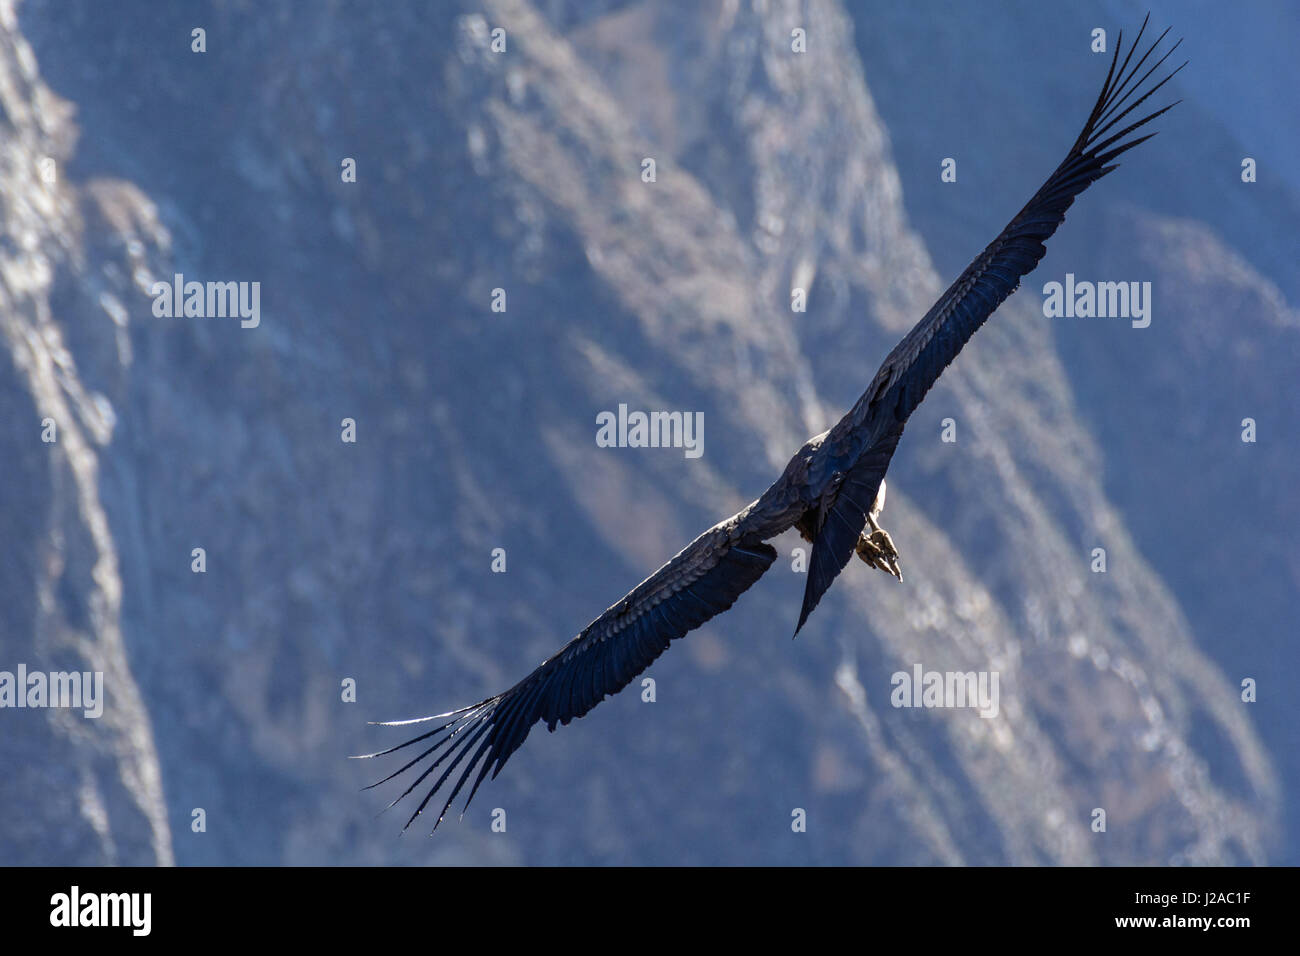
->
359, 16, 1184, 833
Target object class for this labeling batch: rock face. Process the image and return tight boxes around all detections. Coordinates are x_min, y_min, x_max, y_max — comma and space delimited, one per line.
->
0, 0, 1290, 865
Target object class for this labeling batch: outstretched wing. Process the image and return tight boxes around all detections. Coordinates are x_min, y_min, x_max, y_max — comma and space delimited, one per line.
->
796, 17, 1184, 629
357, 520, 777, 831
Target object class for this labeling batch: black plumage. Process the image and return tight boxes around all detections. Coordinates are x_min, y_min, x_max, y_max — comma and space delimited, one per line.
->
358, 17, 1183, 832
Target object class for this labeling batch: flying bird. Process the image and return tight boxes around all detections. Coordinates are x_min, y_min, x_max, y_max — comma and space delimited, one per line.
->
359, 17, 1184, 832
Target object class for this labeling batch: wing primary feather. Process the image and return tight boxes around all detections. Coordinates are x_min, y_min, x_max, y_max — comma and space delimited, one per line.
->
367, 737, 452, 796
491, 679, 549, 778
1095, 24, 1164, 123
427, 726, 497, 832
398, 712, 494, 828
1094, 28, 1173, 130
352, 702, 488, 761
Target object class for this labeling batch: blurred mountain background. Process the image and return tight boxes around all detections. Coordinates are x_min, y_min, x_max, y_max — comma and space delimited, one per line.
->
1, 0, 1294, 865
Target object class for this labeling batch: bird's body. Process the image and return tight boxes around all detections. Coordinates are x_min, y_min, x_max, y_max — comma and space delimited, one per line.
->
360, 17, 1184, 832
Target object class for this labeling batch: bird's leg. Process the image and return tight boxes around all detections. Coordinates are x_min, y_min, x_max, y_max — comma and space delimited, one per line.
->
856, 514, 902, 581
